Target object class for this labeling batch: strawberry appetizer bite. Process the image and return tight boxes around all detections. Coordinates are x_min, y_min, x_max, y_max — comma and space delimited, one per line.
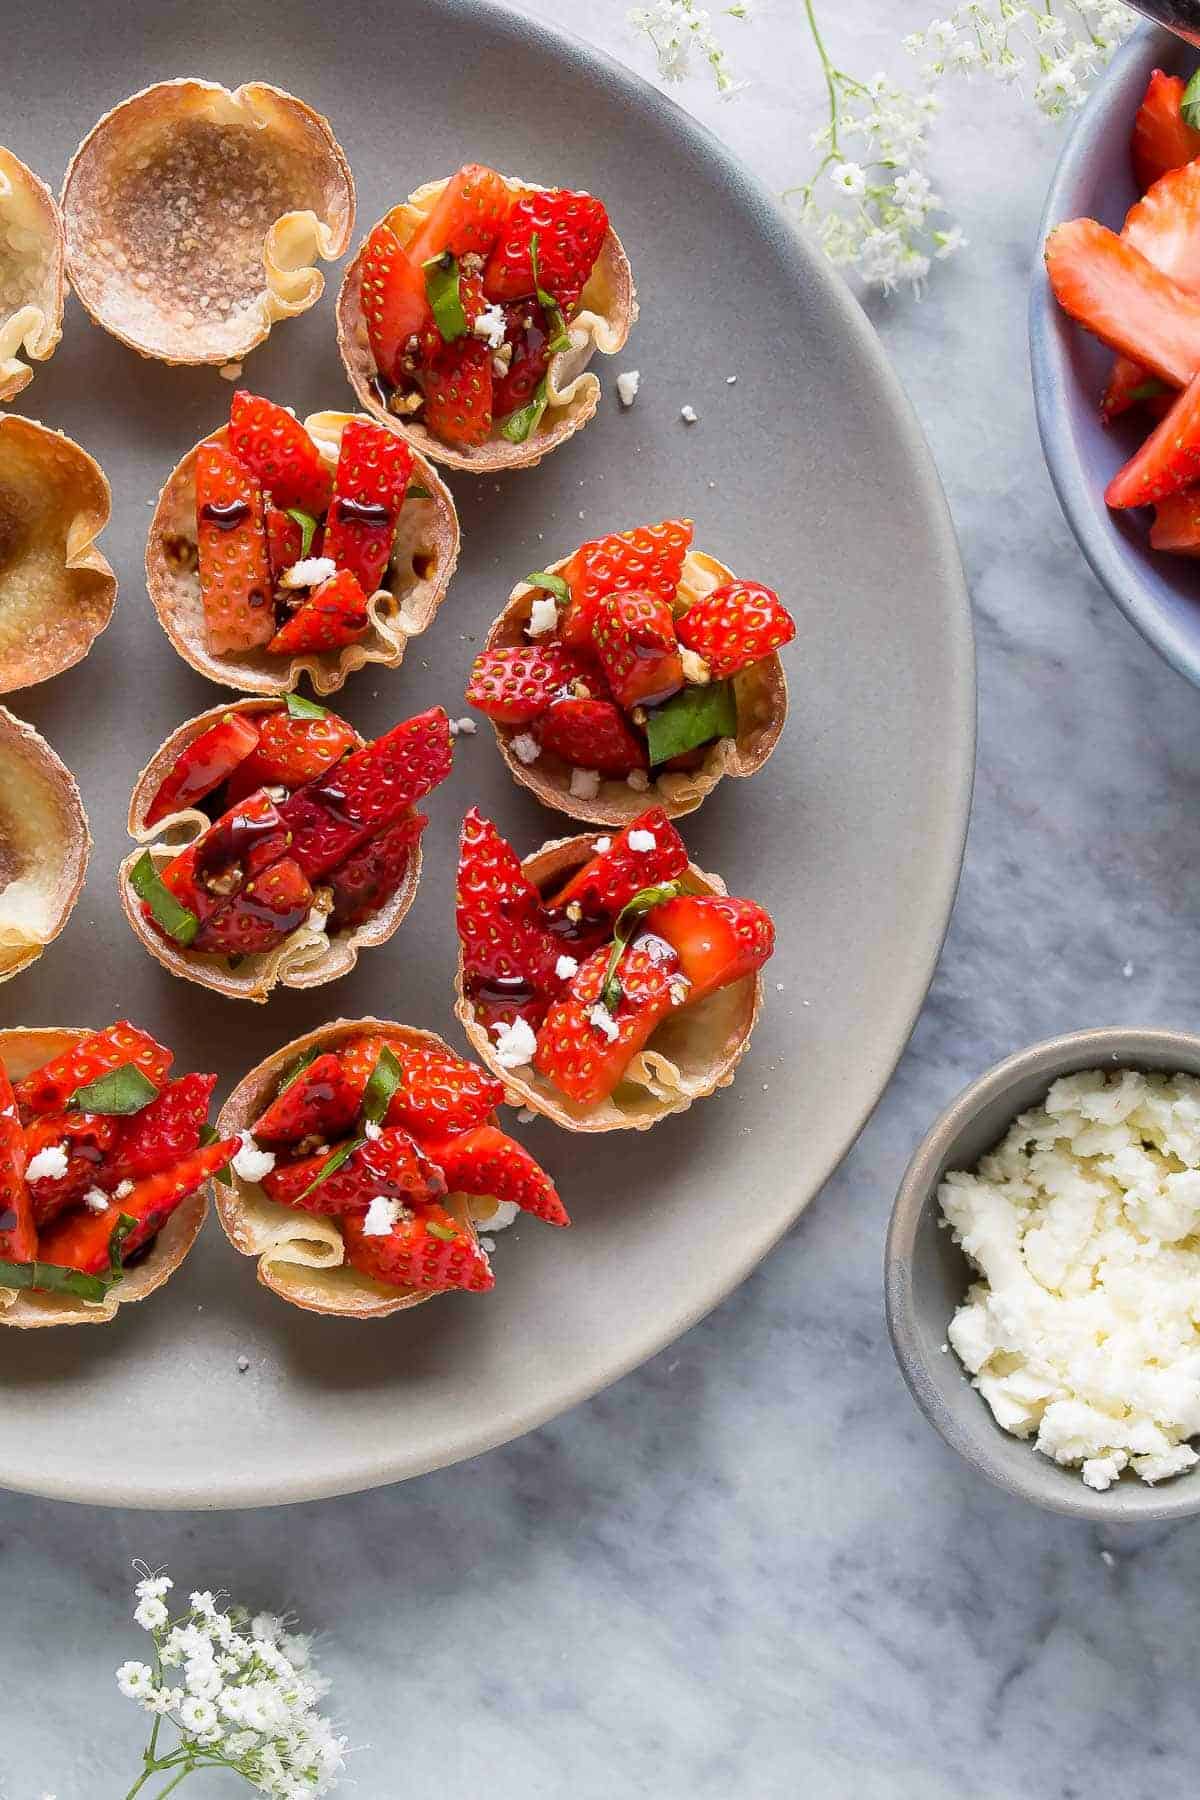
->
337, 162, 635, 470
146, 393, 459, 694
466, 519, 794, 824
454, 808, 775, 1130
217, 1020, 566, 1317
120, 700, 452, 1002
0, 1021, 234, 1329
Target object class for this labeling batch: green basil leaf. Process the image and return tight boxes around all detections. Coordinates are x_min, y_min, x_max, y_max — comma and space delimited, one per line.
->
600, 881, 685, 1010
360, 1045, 403, 1127
423, 253, 468, 342
1127, 379, 1170, 403
426, 1220, 458, 1242
107, 1212, 138, 1282
0, 1258, 110, 1303
1183, 68, 1200, 131
199, 1122, 232, 1185
129, 852, 200, 948
285, 691, 328, 721
296, 1135, 364, 1203
69, 1064, 160, 1116
530, 233, 571, 354
284, 509, 319, 559
406, 484, 432, 501
646, 681, 738, 766
276, 1046, 320, 1097
525, 569, 570, 604
499, 378, 549, 445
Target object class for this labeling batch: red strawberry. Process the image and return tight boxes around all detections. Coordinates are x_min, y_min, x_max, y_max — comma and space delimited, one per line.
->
433, 1125, 568, 1227
267, 569, 371, 656
328, 811, 427, 931
382, 1045, 503, 1142
266, 506, 304, 578
322, 419, 414, 596
16, 1024, 172, 1117
23, 1111, 120, 1225
145, 713, 262, 827
547, 810, 688, 919
534, 940, 681, 1105
337, 1035, 389, 1105
0, 1063, 34, 1262
194, 858, 314, 956
37, 1139, 237, 1275
535, 696, 648, 776
105, 1073, 217, 1185
407, 163, 512, 264
228, 392, 333, 516
159, 792, 293, 929
253, 1054, 361, 1147
1045, 219, 1200, 389
1102, 356, 1165, 423
226, 707, 359, 803
342, 1200, 494, 1292
195, 443, 275, 655
1106, 368, 1200, 507
361, 221, 435, 385
422, 337, 493, 447
1151, 487, 1200, 551
1103, 161, 1200, 419
1132, 69, 1200, 193
591, 589, 684, 709
282, 708, 452, 878
262, 1126, 445, 1215
456, 809, 561, 1020
646, 894, 774, 1002
675, 581, 795, 679
559, 519, 694, 650
493, 303, 552, 416
465, 643, 593, 725
484, 188, 608, 313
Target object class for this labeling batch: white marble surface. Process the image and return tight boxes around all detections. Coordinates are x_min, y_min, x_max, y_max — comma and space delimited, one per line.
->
7, 5, 1200, 1797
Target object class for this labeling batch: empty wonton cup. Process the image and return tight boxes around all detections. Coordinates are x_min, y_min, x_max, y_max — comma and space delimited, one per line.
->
216, 1018, 489, 1318
145, 411, 460, 696
0, 415, 116, 693
0, 1027, 207, 1330
62, 79, 354, 365
454, 833, 765, 1133
336, 174, 636, 473
118, 697, 425, 1004
484, 549, 788, 826
0, 707, 89, 983
0, 148, 65, 401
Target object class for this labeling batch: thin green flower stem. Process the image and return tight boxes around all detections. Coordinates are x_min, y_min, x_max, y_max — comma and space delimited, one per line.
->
803, 0, 841, 157
147, 1767, 194, 1800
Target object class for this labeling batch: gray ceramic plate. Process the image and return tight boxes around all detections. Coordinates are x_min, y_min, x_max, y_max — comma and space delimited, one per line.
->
0, 0, 974, 1508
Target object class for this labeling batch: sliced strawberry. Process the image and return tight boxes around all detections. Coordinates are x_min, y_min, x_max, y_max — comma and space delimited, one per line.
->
337, 1035, 389, 1105
433, 1125, 567, 1227
534, 941, 680, 1105
228, 392, 333, 516
145, 713, 262, 828
266, 506, 304, 578
15, 1024, 173, 1117
0, 1063, 34, 1262
37, 1139, 237, 1275
104, 1073, 216, 1186
253, 1054, 361, 1147
1132, 69, 1200, 193
1106, 367, 1200, 507
381, 1045, 503, 1143
328, 810, 426, 931
194, 857, 314, 957
262, 1126, 445, 1215
422, 336, 494, 447
1102, 161, 1200, 419
195, 442, 275, 655
547, 810, 689, 920
457, 809, 561, 1023
676, 581, 796, 679
1102, 355, 1164, 423
535, 696, 648, 776
465, 643, 594, 725
225, 707, 360, 803
1151, 486, 1200, 551
23, 1112, 120, 1224
267, 569, 371, 656
407, 163, 512, 265
646, 894, 774, 1002
591, 589, 684, 709
342, 1200, 494, 1292
1045, 219, 1200, 389
281, 708, 452, 879
484, 188, 608, 313
159, 792, 293, 930
362, 221, 437, 384
322, 419, 414, 596
493, 303, 552, 416
559, 519, 694, 650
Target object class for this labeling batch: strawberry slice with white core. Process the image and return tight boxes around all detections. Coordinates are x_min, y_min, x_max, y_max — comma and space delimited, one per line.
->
1045, 219, 1200, 389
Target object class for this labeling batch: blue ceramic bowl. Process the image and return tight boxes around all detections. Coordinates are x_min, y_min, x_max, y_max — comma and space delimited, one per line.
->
1030, 25, 1200, 687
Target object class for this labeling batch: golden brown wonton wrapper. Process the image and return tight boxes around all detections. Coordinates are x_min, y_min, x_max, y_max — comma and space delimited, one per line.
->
0, 1027, 209, 1329
0, 414, 116, 693
0, 706, 90, 984
216, 1018, 495, 1318
118, 698, 425, 1004
0, 147, 65, 401
483, 549, 787, 825
145, 412, 460, 696
336, 174, 636, 473
61, 79, 354, 365
455, 833, 765, 1133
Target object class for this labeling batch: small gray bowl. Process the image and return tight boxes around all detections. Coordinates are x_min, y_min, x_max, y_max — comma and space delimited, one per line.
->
886, 1027, 1200, 1521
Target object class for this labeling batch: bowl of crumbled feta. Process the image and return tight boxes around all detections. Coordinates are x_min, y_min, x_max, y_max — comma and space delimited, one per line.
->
886, 1029, 1200, 1519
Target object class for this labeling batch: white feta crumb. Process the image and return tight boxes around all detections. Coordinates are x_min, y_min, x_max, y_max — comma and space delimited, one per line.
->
587, 1003, 620, 1043
232, 1135, 276, 1183
510, 732, 542, 766
1122, 961, 1134, 979
626, 769, 650, 792
363, 1119, 383, 1141
449, 716, 477, 737
775, 982, 785, 992
219, 361, 243, 381
236, 1354, 250, 1373
362, 1195, 400, 1237
679, 647, 711, 686
1100, 1549, 1116, 1567
488, 1199, 520, 1232
82, 1187, 110, 1215
114, 1179, 134, 1200
516, 1107, 536, 1124
480, 1236, 496, 1253
280, 556, 337, 590
570, 767, 601, 800
305, 903, 331, 936
25, 1144, 68, 1183
472, 302, 507, 349
616, 369, 640, 407
490, 1016, 538, 1070
555, 954, 580, 981
527, 596, 559, 637
593, 836, 612, 854
726, 374, 737, 384
627, 829, 657, 852
668, 979, 690, 1007
680, 404, 698, 424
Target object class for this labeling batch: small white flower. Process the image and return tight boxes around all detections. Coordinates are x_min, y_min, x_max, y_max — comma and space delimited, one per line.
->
134, 1596, 169, 1631
134, 1573, 174, 1602
829, 161, 866, 198
179, 1694, 218, 1734
189, 1591, 218, 1617
116, 1660, 155, 1699
143, 1686, 178, 1716
934, 225, 967, 260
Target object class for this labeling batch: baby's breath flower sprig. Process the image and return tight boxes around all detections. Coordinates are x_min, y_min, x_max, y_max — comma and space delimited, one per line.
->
116, 1565, 347, 1799
906, 2, 1137, 119
627, 0, 750, 95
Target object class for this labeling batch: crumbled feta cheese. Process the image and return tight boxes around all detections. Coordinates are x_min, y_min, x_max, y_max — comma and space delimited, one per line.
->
593, 836, 612, 854
232, 1136, 276, 1183
280, 556, 336, 590
82, 1187, 110, 1215
680, 647, 711, 686
511, 733, 541, 765
570, 767, 601, 800
363, 1119, 383, 1141
616, 369, 640, 407
626, 769, 650, 791
472, 302, 507, 349
305, 903, 331, 935
555, 954, 579, 981
587, 1003, 620, 1043
680, 404, 698, 424
236, 1354, 251, 1373
516, 1107, 536, 1124
527, 596, 559, 637
114, 1179, 134, 1200
25, 1144, 68, 1183
490, 1016, 538, 1070
488, 1200, 519, 1232
449, 716, 477, 737
726, 374, 737, 384
362, 1195, 400, 1237
627, 829, 657, 852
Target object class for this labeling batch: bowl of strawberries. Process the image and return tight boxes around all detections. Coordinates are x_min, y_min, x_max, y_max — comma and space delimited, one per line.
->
1031, 26, 1200, 687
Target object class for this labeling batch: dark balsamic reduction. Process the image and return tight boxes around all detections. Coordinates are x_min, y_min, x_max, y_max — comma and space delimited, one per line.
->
122, 1234, 158, 1269
199, 499, 251, 531
196, 802, 289, 886
370, 374, 397, 410
334, 497, 392, 528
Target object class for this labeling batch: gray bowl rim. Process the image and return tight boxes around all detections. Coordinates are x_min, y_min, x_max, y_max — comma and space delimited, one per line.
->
885, 1025, 1200, 1522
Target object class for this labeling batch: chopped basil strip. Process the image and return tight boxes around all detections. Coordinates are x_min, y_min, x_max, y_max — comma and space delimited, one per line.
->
69, 1064, 159, 1116
526, 569, 570, 604
646, 680, 738, 766
426, 1220, 458, 1242
406, 484, 432, 501
529, 233, 571, 354
276, 1046, 321, 1096
423, 252, 468, 342
0, 1258, 110, 1303
1183, 68, 1200, 130
499, 378, 549, 444
284, 509, 319, 559
1127, 379, 1170, 403
199, 1122, 232, 1185
285, 691, 328, 721
361, 1045, 403, 1126
130, 852, 200, 948
600, 881, 685, 1011
296, 1135, 364, 1203
106, 1212, 138, 1282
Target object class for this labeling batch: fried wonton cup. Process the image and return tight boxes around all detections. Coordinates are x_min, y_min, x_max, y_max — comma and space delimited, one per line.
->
455, 833, 764, 1133
145, 411, 460, 696
216, 1017, 493, 1318
0, 1027, 208, 1329
336, 173, 636, 474
117, 698, 424, 1004
62, 79, 354, 366
0, 415, 116, 693
485, 549, 787, 826
0, 707, 90, 983
0, 148, 65, 402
